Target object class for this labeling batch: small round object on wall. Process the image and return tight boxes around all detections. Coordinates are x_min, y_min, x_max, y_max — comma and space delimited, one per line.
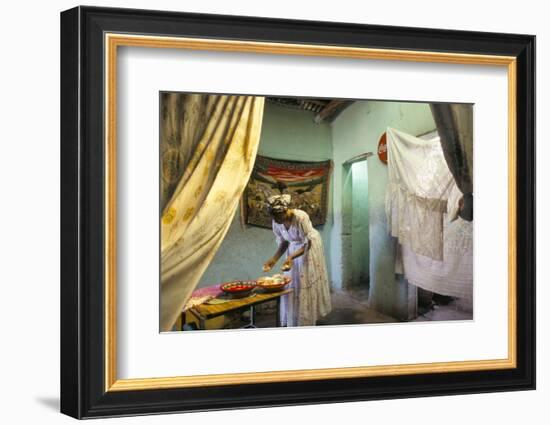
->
378, 132, 387, 164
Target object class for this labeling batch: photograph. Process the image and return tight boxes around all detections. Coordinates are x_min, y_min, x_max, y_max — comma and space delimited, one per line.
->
160, 93, 474, 332
58, 5, 536, 419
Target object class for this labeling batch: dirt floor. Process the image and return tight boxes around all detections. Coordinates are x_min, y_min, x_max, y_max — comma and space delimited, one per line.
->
247, 287, 472, 329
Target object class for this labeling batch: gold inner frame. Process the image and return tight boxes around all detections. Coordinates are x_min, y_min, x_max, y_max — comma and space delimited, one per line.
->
104, 33, 517, 392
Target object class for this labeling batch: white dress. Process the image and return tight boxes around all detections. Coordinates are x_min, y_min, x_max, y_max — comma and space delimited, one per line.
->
272, 209, 332, 326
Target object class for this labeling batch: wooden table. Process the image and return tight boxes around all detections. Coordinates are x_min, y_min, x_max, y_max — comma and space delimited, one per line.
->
183, 289, 292, 330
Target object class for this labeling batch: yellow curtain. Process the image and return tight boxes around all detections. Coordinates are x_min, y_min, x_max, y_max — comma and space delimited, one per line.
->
160, 93, 217, 212
160, 94, 265, 331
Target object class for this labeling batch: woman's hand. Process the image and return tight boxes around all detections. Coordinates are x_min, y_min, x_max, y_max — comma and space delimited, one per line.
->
281, 257, 293, 272
263, 258, 276, 272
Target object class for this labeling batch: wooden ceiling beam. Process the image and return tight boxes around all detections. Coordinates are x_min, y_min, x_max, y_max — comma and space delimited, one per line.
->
314, 100, 354, 124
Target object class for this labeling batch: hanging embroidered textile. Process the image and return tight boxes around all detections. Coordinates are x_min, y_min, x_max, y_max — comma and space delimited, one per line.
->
385, 127, 455, 261
243, 156, 332, 229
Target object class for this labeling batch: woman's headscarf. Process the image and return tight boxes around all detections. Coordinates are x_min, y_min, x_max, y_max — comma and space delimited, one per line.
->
267, 194, 292, 214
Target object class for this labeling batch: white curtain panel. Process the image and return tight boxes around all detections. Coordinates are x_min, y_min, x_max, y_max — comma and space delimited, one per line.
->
386, 127, 472, 299
399, 184, 473, 300
385, 127, 454, 260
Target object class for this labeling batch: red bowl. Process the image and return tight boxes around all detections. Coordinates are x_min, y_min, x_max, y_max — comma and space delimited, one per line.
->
220, 281, 257, 298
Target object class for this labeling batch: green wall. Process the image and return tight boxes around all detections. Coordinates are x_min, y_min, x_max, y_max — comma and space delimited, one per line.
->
197, 102, 333, 288
330, 101, 436, 319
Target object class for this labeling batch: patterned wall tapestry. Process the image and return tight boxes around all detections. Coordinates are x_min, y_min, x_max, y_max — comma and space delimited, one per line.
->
243, 155, 332, 228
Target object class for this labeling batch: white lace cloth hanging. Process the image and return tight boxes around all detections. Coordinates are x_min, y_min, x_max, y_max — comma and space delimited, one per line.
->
385, 127, 454, 260
397, 184, 473, 300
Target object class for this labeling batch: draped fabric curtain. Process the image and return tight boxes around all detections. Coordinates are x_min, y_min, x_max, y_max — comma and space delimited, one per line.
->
160, 94, 215, 212
398, 184, 473, 300
160, 93, 265, 331
429, 104, 474, 221
385, 127, 454, 260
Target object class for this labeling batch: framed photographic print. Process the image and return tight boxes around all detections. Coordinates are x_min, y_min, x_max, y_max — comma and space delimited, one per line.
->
60, 5, 536, 419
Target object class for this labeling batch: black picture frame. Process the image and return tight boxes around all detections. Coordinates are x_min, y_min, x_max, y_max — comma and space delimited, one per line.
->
61, 5, 535, 419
